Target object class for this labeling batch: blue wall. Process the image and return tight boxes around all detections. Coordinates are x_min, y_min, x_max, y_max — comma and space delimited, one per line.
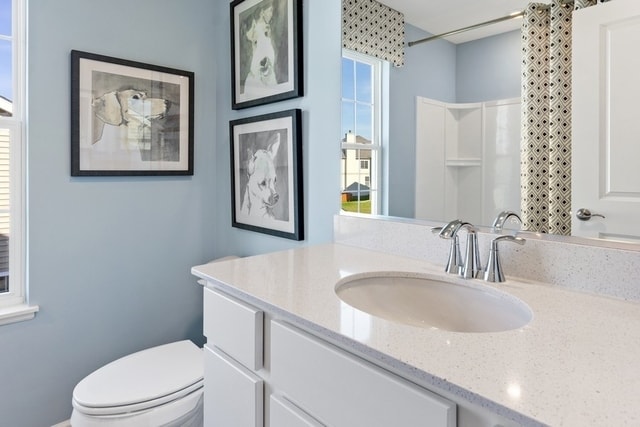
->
456, 30, 521, 102
387, 26, 521, 218
0, 0, 341, 424
0, 0, 514, 423
213, 0, 341, 257
0, 0, 218, 425
387, 24, 457, 218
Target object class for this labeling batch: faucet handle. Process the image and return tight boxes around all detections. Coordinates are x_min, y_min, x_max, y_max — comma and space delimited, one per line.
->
438, 219, 465, 239
440, 220, 481, 279
445, 235, 463, 274
432, 225, 463, 274
432, 226, 463, 274
483, 235, 526, 283
491, 235, 526, 246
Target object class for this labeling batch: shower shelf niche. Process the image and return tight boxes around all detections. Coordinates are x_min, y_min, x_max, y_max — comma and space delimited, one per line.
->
415, 96, 521, 225
445, 158, 482, 167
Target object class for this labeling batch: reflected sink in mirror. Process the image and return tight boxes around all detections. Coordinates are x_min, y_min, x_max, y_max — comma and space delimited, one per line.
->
335, 272, 532, 333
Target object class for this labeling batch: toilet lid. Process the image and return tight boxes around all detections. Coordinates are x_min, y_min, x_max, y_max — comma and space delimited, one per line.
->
73, 340, 203, 410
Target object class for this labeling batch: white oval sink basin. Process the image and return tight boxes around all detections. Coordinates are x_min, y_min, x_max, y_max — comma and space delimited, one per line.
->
335, 272, 532, 333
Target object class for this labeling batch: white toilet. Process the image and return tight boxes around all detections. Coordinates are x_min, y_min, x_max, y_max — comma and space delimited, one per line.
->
70, 340, 204, 426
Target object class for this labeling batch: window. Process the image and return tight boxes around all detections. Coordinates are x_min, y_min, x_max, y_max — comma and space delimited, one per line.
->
340, 50, 382, 215
0, 0, 34, 324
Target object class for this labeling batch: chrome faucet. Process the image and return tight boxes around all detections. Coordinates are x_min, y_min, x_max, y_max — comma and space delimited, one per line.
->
492, 210, 522, 232
484, 235, 526, 283
431, 226, 462, 274
438, 220, 483, 279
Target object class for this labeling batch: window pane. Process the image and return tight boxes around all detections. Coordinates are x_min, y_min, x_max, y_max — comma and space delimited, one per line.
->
0, 39, 11, 107
0, 0, 11, 36
341, 100, 355, 140
341, 57, 354, 100
341, 51, 382, 217
340, 148, 371, 214
355, 62, 372, 103
355, 103, 372, 142
0, 127, 9, 294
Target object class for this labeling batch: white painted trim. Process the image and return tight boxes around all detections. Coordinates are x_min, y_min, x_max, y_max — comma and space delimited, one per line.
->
341, 49, 383, 215
0, 303, 38, 326
0, 0, 28, 317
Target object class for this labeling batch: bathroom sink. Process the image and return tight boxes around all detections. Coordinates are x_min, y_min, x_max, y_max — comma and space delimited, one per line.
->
335, 272, 532, 333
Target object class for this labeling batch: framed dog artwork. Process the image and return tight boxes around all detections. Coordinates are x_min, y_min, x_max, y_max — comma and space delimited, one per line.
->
70, 50, 194, 176
230, 0, 303, 110
230, 109, 303, 240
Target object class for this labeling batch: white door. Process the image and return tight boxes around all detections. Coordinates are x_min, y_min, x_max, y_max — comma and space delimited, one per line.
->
572, 0, 640, 242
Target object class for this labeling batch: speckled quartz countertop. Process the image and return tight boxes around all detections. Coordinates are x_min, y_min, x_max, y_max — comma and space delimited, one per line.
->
192, 243, 640, 427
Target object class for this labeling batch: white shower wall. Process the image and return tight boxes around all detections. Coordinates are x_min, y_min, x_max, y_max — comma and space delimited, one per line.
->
415, 96, 521, 226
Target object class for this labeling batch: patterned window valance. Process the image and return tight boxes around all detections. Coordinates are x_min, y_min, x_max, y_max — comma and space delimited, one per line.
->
342, 0, 405, 67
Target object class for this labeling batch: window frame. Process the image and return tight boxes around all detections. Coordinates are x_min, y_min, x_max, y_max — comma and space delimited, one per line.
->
340, 49, 383, 215
0, 0, 36, 325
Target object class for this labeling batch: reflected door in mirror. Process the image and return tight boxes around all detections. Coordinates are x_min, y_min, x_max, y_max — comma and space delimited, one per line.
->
572, 0, 640, 243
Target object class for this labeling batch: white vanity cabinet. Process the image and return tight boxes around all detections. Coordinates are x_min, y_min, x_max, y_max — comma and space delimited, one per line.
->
269, 395, 324, 427
270, 320, 457, 427
203, 287, 264, 426
203, 286, 458, 427
204, 345, 264, 426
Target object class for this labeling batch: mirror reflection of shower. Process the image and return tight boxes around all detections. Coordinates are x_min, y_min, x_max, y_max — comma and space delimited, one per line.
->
415, 97, 521, 226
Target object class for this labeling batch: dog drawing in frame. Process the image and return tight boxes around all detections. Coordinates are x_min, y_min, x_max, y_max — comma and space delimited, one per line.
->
241, 133, 281, 219
91, 89, 170, 147
242, 2, 278, 95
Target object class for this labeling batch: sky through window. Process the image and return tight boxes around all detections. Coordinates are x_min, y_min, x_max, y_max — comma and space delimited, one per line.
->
0, 0, 12, 101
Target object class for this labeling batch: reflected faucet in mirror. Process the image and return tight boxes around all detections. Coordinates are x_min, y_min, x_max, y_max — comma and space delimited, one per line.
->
492, 211, 522, 232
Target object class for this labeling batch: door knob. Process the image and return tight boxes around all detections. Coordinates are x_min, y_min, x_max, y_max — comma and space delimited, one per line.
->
576, 208, 605, 221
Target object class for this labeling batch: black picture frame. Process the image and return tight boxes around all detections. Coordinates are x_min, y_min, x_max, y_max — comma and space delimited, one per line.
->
230, 0, 303, 110
71, 50, 195, 176
230, 109, 303, 240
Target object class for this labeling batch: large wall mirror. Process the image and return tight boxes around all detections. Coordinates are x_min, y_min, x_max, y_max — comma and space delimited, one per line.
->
340, 0, 640, 247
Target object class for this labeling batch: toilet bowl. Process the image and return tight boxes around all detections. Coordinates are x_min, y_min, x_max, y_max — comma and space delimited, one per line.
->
70, 340, 203, 427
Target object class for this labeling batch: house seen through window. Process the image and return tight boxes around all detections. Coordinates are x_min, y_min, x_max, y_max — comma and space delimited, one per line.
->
341, 50, 382, 215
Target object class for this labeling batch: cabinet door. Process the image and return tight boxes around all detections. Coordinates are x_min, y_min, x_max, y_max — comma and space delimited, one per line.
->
271, 321, 456, 427
204, 345, 263, 427
270, 395, 324, 427
203, 287, 263, 370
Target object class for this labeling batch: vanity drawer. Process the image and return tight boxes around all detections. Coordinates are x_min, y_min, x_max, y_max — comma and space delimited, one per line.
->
204, 344, 263, 427
203, 287, 263, 370
270, 394, 324, 427
271, 321, 456, 427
